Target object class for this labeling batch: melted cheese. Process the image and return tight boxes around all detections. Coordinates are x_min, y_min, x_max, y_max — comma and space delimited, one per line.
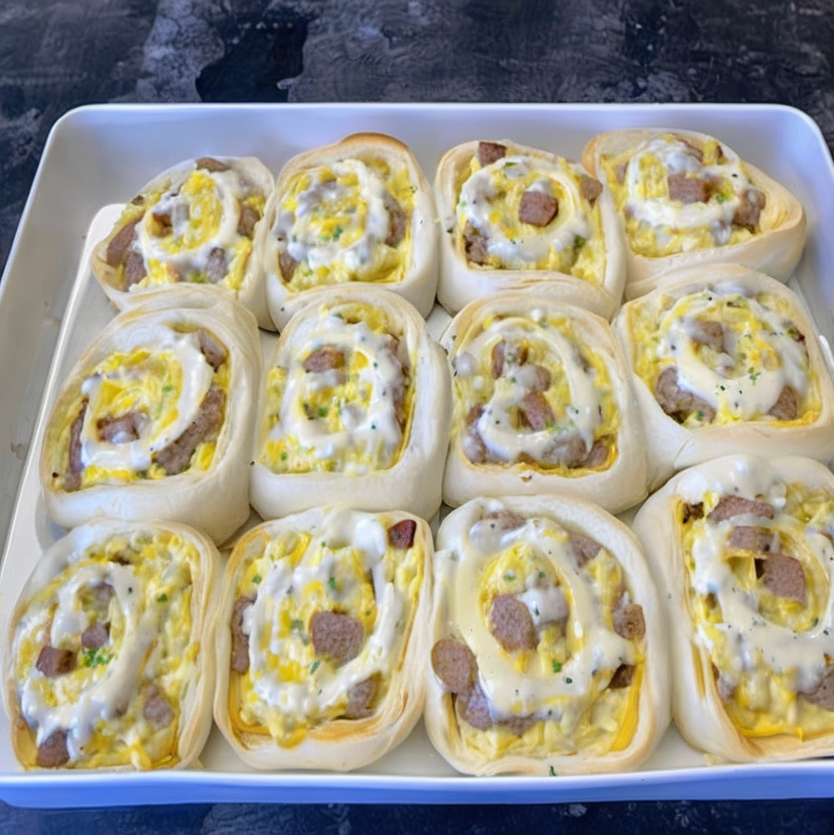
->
260, 302, 411, 474
50, 326, 228, 488
230, 508, 423, 746
455, 152, 606, 282
451, 309, 618, 472
438, 500, 642, 757
600, 133, 758, 258
10, 528, 199, 768
677, 458, 834, 738
275, 156, 413, 291
631, 283, 818, 426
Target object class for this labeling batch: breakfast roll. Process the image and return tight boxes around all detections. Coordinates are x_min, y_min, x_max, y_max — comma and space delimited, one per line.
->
440, 292, 647, 513
250, 286, 451, 521
214, 506, 431, 770
612, 264, 834, 489
434, 139, 626, 319
91, 155, 275, 329
3, 519, 219, 770
581, 128, 806, 297
425, 496, 669, 776
262, 132, 438, 329
633, 454, 834, 762
40, 287, 262, 544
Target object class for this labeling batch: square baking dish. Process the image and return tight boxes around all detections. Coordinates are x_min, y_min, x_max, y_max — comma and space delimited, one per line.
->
2, 103, 834, 807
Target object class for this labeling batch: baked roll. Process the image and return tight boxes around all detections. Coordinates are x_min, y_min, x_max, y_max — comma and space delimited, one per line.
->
426, 496, 669, 776
214, 506, 431, 770
440, 292, 648, 513
250, 286, 451, 521
91, 155, 275, 329
632, 454, 834, 762
612, 264, 834, 489
581, 128, 806, 297
434, 139, 626, 319
40, 287, 262, 544
262, 132, 438, 329
3, 518, 219, 770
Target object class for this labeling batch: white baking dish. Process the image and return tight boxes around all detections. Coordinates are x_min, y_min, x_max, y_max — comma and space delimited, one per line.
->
2, 103, 834, 807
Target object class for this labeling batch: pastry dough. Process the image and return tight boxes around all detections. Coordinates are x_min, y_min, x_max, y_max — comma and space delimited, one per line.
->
581, 128, 806, 297
612, 264, 834, 489
40, 287, 262, 544
3, 518, 219, 770
439, 292, 648, 513
262, 132, 438, 329
91, 155, 275, 329
214, 506, 431, 770
250, 286, 451, 521
425, 495, 669, 776
632, 454, 834, 762
434, 139, 626, 319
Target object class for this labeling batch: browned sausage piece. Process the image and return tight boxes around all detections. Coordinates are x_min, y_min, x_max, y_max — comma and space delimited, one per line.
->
237, 203, 260, 238
769, 385, 800, 420
106, 217, 141, 267
64, 400, 88, 493
579, 175, 603, 205
569, 533, 601, 567
459, 680, 492, 730
383, 191, 407, 248
36, 729, 70, 768
205, 247, 227, 284
756, 554, 807, 603
609, 663, 636, 689
546, 435, 588, 468
690, 318, 725, 352
231, 595, 254, 674
490, 594, 536, 653
519, 190, 558, 227
708, 495, 774, 523
579, 439, 609, 469
36, 646, 76, 677
81, 622, 109, 650
525, 364, 552, 393
485, 509, 526, 531
303, 345, 346, 373
198, 329, 228, 372
143, 684, 175, 726
733, 188, 766, 232
431, 638, 478, 695
667, 173, 707, 204
519, 390, 554, 432
728, 526, 779, 553
310, 611, 365, 664
477, 141, 507, 167
387, 519, 417, 549
123, 250, 146, 289
344, 673, 380, 719
491, 340, 506, 378
613, 602, 645, 640
503, 714, 537, 736
654, 366, 716, 423
196, 156, 231, 172
96, 411, 147, 444
802, 669, 834, 710
713, 664, 737, 702
153, 384, 225, 476
278, 250, 298, 282
463, 223, 489, 265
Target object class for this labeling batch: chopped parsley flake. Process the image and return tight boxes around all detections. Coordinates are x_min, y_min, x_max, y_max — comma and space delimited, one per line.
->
552, 660, 562, 673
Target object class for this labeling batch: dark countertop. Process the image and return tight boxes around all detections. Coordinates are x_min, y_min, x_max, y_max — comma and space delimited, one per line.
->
3, 1, 834, 831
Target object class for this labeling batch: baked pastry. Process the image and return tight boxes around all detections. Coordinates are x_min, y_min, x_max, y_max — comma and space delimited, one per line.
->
40, 287, 262, 544
214, 506, 431, 770
439, 292, 647, 513
250, 286, 451, 521
632, 454, 834, 762
425, 496, 669, 776
581, 128, 806, 297
262, 132, 437, 329
3, 518, 219, 770
434, 139, 626, 319
612, 264, 834, 488
91, 155, 275, 329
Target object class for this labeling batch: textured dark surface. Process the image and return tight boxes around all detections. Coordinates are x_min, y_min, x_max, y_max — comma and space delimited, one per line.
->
3, 0, 834, 830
